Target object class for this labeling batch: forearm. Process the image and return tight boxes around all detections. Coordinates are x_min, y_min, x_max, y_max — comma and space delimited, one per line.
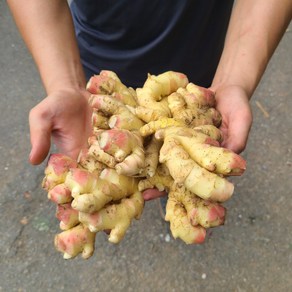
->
212, 0, 292, 98
7, 0, 86, 94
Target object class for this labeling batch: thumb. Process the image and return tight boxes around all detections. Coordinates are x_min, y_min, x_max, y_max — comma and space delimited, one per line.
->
222, 129, 248, 154
29, 110, 52, 165
221, 114, 252, 154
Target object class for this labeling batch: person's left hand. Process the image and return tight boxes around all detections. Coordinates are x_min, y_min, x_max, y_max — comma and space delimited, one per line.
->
212, 84, 253, 154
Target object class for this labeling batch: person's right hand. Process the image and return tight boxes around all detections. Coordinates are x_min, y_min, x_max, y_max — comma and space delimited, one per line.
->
29, 88, 92, 165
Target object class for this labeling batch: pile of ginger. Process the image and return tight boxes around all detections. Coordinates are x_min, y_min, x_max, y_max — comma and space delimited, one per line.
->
42, 70, 246, 259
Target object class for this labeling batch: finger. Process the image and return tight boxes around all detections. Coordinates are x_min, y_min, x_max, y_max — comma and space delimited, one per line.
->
222, 114, 252, 154
29, 109, 52, 165
143, 188, 168, 201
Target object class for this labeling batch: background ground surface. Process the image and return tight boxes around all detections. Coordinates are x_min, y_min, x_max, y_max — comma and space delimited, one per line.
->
1, 2, 291, 292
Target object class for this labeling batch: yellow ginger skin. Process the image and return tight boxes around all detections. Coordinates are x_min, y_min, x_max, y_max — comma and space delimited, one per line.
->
56, 203, 79, 230
139, 71, 189, 102
42, 71, 248, 257
64, 168, 97, 199
167, 186, 226, 229
173, 135, 246, 175
96, 129, 145, 176
86, 73, 115, 95
64, 168, 139, 213
42, 154, 78, 191
91, 109, 109, 129
43, 153, 144, 259
98, 129, 139, 162
159, 137, 234, 202
79, 191, 144, 243
48, 183, 72, 204
138, 168, 226, 244
165, 191, 206, 244
135, 71, 189, 122
89, 94, 144, 131
86, 70, 137, 107
143, 136, 163, 178
155, 126, 220, 146
138, 164, 173, 192
167, 91, 221, 127
87, 135, 117, 168
178, 83, 216, 108
54, 224, 96, 259
140, 117, 184, 137
135, 97, 170, 123
77, 148, 107, 175
167, 91, 197, 125
193, 125, 224, 143
189, 108, 222, 128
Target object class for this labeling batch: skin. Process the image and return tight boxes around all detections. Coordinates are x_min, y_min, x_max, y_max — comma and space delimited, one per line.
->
7, 0, 90, 164
7, 0, 292, 200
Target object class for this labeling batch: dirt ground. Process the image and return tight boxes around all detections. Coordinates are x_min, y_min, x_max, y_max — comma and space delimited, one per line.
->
1, 2, 291, 291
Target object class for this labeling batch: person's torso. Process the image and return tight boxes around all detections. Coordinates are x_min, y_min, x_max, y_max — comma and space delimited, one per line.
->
71, 0, 234, 87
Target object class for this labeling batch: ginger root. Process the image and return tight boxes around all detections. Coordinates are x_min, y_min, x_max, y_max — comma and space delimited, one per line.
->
133, 70, 245, 244
43, 153, 144, 259
54, 224, 96, 259
89, 94, 144, 131
135, 71, 189, 123
79, 191, 144, 243
86, 70, 137, 107
41, 70, 246, 258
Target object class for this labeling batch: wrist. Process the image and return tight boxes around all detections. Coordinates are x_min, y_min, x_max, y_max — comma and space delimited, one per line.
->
47, 86, 90, 104
210, 83, 251, 102
210, 56, 263, 99
46, 78, 86, 96
43, 62, 87, 95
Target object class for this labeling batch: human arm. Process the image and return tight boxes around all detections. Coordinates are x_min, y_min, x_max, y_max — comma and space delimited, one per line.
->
211, 0, 292, 153
7, 0, 91, 164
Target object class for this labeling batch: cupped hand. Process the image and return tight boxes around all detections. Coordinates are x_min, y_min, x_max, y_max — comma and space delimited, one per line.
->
212, 85, 253, 154
29, 88, 92, 165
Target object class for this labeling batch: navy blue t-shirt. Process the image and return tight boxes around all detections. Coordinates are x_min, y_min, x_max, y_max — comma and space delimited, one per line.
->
70, 0, 234, 87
